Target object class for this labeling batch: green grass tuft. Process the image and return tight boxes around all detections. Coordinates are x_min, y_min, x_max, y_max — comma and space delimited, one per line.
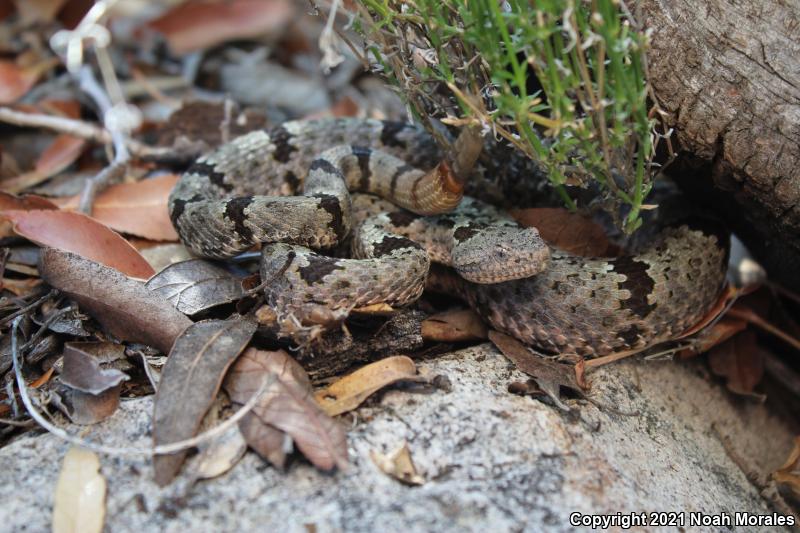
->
356, 0, 663, 233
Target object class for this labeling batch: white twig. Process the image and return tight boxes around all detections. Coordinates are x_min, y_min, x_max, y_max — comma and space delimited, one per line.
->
0, 106, 169, 159
11, 317, 271, 457
76, 66, 133, 213
78, 65, 129, 162
319, 0, 345, 73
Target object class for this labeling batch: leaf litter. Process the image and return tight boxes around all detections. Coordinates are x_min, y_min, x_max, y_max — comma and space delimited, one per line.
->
153, 317, 256, 486
39, 248, 191, 352
146, 258, 246, 316
224, 348, 348, 471
314, 355, 424, 417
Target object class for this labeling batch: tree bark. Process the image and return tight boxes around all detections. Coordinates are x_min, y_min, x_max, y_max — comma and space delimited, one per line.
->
643, 0, 800, 289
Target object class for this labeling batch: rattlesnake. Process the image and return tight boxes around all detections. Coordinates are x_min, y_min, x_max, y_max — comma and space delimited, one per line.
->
169, 118, 729, 356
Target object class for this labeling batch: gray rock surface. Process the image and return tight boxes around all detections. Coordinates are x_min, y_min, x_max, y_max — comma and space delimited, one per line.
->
0, 344, 795, 532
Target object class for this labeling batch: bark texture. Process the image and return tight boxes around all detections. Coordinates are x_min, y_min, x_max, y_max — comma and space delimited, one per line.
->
643, 0, 800, 289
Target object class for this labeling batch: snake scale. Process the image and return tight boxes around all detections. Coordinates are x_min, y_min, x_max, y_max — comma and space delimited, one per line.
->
169, 118, 729, 357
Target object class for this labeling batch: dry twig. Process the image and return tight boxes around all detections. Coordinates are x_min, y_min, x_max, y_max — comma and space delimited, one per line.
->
0, 106, 169, 159
10, 317, 272, 457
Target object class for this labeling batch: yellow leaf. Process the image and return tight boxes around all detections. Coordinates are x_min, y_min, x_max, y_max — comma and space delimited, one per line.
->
314, 356, 422, 417
52, 447, 106, 533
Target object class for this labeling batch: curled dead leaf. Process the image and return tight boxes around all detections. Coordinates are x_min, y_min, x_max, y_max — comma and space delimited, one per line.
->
352, 302, 396, 315
489, 330, 585, 411
0, 191, 58, 210
153, 318, 256, 486
238, 411, 290, 468
39, 248, 192, 353
60, 342, 129, 395
314, 356, 423, 417
138, 243, 194, 272
4, 210, 155, 279
224, 348, 348, 471
51, 385, 122, 425
678, 316, 748, 358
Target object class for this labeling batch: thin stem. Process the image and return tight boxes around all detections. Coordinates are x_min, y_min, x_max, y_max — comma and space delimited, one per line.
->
11, 316, 274, 457
0, 106, 169, 159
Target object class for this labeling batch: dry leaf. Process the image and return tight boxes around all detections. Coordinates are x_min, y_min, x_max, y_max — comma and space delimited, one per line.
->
511, 207, 618, 256
153, 318, 256, 486
2, 135, 87, 192
149, 0, 295, 55
37, 134, 85, 176
489, 330, 585, 410
0, 1, 15, 21
0, 59, 51, 104
224, 348, 348, 471
237, 412, 289, 468
314, 356, 422, 417
53, 174, 180, 241
678, 284, 739, 340
33, 134, 85, 176
146, 259, 245, 315
138, 243, 194, 272
187, 426, 248, 481
56, 0, 91, 27
52, 447, 106, 533
2, 210, 155, 279
52, 385, 122, 425
708, 330, 765, 397
60, 342, 129, 395
678, 316, 748, 358
0, 275, 42, 295
14, 0, 68, 23
370, 442, 424, 486
508, 379, 546, 397
421, 308, 487, 342
0, 98, 84, 191
726, 304, 800, 353
774, 436, 800, 501
0, 191, 58, 237
39, 248, 192, 353
0, 191, 58, 210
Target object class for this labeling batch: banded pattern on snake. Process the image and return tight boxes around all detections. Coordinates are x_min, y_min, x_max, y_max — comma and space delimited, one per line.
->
169, 118, 729, 357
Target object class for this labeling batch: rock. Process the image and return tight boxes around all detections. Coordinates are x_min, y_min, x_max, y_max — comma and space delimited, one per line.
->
0, 344, 794, 531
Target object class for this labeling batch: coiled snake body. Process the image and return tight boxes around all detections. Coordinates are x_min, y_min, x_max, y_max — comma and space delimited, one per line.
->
169, 119, 729, 356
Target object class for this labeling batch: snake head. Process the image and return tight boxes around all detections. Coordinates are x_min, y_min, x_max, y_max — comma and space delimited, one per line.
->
451, 225, 551, 284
